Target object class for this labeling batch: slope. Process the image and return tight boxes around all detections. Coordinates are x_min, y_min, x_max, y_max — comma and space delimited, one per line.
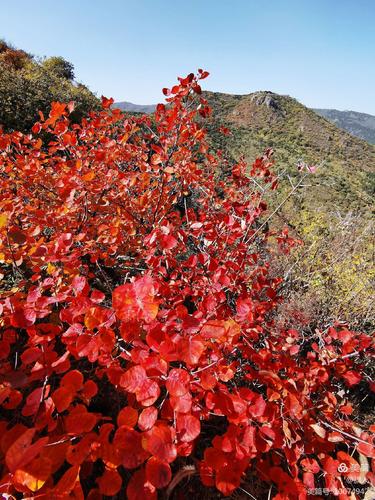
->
204, 90, 375, 328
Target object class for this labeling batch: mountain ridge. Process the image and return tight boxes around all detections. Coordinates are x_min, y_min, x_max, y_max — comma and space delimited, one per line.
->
113, 101, 156, 114
313, 108, 375, 144
114, 95, 375, 144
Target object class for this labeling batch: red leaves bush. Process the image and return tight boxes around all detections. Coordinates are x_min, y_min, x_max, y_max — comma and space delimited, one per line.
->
0, 71, 374, 499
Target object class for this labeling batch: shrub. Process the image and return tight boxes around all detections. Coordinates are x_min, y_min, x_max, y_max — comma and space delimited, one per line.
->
0, 71, 373, 499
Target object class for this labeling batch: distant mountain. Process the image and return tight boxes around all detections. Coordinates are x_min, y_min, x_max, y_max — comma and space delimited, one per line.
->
313, 108, 375, 144
113, 101, 156, 114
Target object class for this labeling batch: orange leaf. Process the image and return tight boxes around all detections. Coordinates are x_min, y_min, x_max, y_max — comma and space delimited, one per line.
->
13, 456, 51, 492
83, 171, 95, 181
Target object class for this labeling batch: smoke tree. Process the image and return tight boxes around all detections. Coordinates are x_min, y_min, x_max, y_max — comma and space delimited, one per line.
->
0, 71, 373, 499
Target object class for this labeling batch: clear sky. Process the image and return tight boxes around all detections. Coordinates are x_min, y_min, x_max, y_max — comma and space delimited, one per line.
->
1, 0, 374, 113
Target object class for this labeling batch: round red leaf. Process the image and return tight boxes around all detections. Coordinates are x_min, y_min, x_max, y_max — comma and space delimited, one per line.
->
145, 457, 172, 488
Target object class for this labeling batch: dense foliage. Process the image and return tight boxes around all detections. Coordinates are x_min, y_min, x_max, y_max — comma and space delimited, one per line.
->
0, 71, 374, 499
0, 41, 99, 133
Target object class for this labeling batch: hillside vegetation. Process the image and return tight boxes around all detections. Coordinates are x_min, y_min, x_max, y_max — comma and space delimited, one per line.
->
204, 91, 375, 329
0, 40, 100, 132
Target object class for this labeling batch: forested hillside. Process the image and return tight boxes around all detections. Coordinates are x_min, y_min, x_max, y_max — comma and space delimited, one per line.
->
200, 91, 375, 330
0, 40, 99, 132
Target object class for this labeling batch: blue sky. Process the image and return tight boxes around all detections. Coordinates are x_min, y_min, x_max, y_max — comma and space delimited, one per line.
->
1, 0, 374, 113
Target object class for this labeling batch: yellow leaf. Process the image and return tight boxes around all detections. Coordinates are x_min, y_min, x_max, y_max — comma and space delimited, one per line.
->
47, 263, 56, 275
14, 469, 47, 492
0, 213, 7, 229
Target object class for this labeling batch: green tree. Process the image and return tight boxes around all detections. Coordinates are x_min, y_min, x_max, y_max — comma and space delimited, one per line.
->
42, 56, 75, 80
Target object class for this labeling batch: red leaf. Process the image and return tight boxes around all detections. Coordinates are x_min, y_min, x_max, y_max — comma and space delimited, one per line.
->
247, 393, 266, 419
138, 406, 158, 431
215, 464, 241, 496
120, 365, 147, 393
126, 468, 156, 500
166, 368, 190, 396
97, 468, 122, 496
342, 370, 362, 387
5, 429, 48, 473
11, 308, 36, 328
84, 306, 114, 330
114, 427, 149, 469
20, 347, 41, 365
136, 379, 160, 407
143, 424, 177, 463
170, 392, 192, 413
55, 465, 80, 494
117, 406, 138, 428
22, 386, 46, 417
81, 380, 98, 400
336, 451, 361, 481
200, 320, 227, 339
176, 414, 200, 442
301, 457, 320, 474
113, 276, 159, 323
145, 457, 172, 488
8, 228, 27, 245
101, 96, 114, 109
357, 440, 375, 458
52, 386, 75, 412
178, 337, 205, 365
13, 456, 51, 492
65, 405, 97, 434
198, 69, 210, 79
